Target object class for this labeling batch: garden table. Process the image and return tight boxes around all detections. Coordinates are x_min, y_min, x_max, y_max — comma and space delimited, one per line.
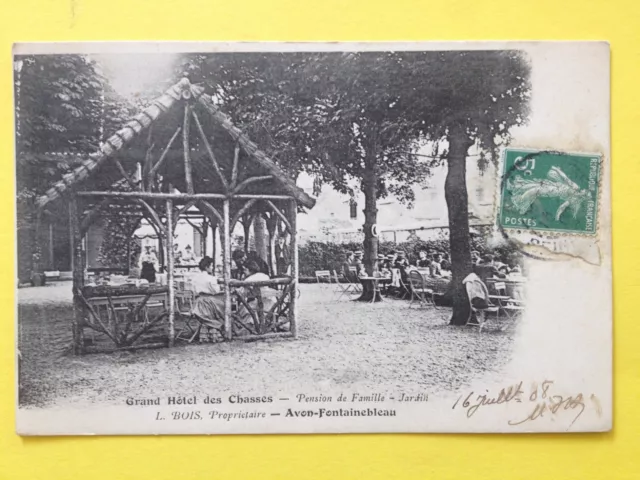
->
357, 276, 392, 303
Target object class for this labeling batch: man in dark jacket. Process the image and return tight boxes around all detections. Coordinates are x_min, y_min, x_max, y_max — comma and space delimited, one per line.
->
232, 249, 247, 280
275, 235, 290, 277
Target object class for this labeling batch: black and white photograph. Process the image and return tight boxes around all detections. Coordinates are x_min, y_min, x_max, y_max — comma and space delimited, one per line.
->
14, 42, 611, 435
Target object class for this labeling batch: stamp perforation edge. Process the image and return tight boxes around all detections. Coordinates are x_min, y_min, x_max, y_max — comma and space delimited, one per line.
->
492, 147, 606, 240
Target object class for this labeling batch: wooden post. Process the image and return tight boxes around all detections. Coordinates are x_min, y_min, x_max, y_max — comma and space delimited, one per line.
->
48, 222, 54, 270
183, 104, 194, 194
266, 214, 278, 277
201, 218, 208, 257
223, 199, 231, 340
69, 196, 85, 355
288, 199, 298, 338
211, 223, 217, 265
166, 198, 175, 346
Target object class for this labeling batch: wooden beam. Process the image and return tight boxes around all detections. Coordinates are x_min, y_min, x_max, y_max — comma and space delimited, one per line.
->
136, 199, 164, 233
235, 332, 294, 341
183, 104, 194, 194
191, 109, 229, 192
148, 126, 181, 179
233, 194, 293, 201
142, 125, 155, 189
77, 191, 227, 200
196, 200, 223, 224
166, 198, 175, 347
76, 191, 294, 201
288, 199, 298, 338
233, 175, 273, 194
222, 199, 232, 340
183, 216, 203, 235
83, 342, 167, 353
230, 199, 257, 231
231, 142, 240, 188
177, 200, 196, 219
265, 200, 292, 233
69, 196, 86, 355
112, 158, 137, 189
195, 93, 316, 209
228, 277, 292, 287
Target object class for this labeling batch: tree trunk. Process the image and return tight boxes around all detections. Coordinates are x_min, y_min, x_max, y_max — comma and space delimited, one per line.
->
356, 152, 380, 302
361, 155, 378, 276
253, 214, 269, 262
242, 218, 251, 252
266, 214, 278, 276
445, 126, 474, 325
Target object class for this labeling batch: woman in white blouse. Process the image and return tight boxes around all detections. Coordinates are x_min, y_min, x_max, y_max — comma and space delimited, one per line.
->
190, 257, 225, 330
236, 260, 279, 326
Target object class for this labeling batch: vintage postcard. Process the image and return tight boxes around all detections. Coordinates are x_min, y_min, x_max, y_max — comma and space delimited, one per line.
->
14, 41, 611, 435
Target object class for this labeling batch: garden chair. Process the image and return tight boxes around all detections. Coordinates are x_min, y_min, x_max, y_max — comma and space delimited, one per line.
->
408, 270, 435, 308
348, 267, 363, 294
332, 270, 357, 300
489, 281, 526, 320
315, 270, 332, 291
464, 276, 500, 332
397, 274, 411, 300
174, 288, 200, 343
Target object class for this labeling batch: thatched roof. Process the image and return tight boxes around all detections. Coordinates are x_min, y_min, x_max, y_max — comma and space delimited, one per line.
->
35, 78, 316, 210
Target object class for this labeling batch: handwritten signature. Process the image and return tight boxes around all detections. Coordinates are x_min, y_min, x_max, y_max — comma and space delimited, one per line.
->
452, 380, 601, 427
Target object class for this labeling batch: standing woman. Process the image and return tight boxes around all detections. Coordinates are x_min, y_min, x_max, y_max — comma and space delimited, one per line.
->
139, 245, 159, 283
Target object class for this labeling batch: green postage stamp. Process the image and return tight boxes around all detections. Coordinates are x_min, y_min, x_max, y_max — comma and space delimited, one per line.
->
498, 149, 602, 235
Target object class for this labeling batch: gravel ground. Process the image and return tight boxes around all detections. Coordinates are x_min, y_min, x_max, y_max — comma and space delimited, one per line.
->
18, 282, 516, 408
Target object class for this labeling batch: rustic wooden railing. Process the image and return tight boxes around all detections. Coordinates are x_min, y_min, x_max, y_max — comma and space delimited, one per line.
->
228, 277, 295, 340
76, 285, 169, 353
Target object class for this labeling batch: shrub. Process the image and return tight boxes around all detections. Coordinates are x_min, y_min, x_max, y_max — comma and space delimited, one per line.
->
298, 229, 523, 276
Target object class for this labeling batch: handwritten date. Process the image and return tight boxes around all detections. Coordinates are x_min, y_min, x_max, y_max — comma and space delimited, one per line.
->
453, 380, 599, 428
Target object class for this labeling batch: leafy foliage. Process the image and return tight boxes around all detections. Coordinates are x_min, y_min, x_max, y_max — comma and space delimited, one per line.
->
297, 234, 523, 278
14, 54, 135, 276
179, 52, 435, 200
15, 54, 134, 198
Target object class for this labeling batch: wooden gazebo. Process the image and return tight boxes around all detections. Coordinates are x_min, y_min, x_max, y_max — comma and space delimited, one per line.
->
35, 78, 316, 354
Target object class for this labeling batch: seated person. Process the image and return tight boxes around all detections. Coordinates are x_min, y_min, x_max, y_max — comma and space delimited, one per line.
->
341, 253, 357, 282
509, 263, 523, 275
384, 254, 395, 271
182, 245, 196, 264
429, 253, 443, 277
190, 256, 225, 331
394, 251, 410, 270
416, 249, 430, 268
353, 250, 364, 272
236, 260, 280, 326
172, 243, 183, 265
463, 272, 493, 325
497, 264, 510, 276
473, 254, 506, 284
440, 252, 451, 271
394, 251, 411, 294
246, 250, 270, 276
232, 249, 247, 280
377, 254, 391, 277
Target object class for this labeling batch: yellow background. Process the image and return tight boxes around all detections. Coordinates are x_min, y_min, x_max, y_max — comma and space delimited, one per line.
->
0, 0, 637, 478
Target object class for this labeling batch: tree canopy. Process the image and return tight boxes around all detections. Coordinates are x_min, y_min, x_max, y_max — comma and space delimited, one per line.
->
15, 54, 134, 200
